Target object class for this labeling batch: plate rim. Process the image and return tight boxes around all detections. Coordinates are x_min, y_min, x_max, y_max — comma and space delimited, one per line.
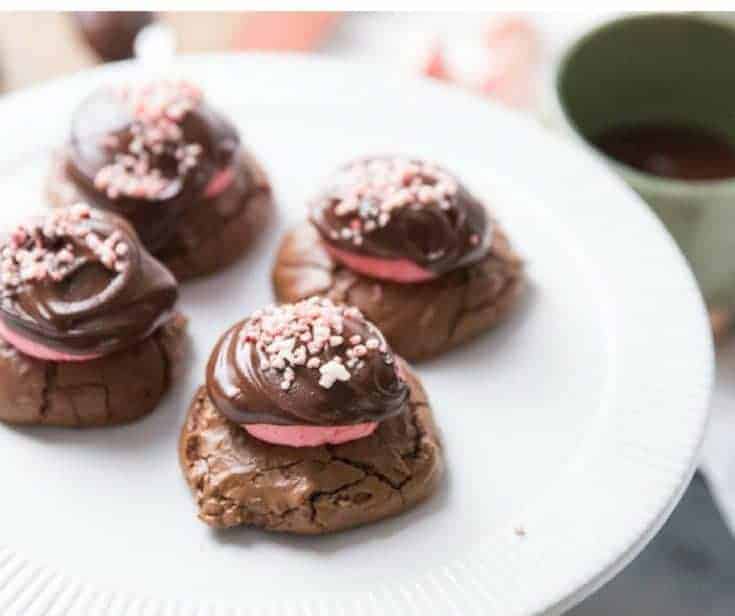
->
0, 52, 714, 616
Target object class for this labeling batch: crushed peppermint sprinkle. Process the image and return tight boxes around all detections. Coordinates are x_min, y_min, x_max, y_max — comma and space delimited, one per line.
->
241, 296, 391, 391
93, 80, 204, 201
1, 204, 129, 293
325, 157, 459, 246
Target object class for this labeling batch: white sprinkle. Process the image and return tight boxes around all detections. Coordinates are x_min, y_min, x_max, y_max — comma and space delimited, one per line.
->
85, 233, 101, 249
318, 360, 351, 389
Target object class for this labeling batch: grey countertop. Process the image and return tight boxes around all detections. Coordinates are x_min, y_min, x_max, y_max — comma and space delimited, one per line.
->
571, 474, 735, 615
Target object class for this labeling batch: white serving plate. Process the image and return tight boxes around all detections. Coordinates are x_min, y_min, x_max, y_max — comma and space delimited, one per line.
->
0, 54, 713, 616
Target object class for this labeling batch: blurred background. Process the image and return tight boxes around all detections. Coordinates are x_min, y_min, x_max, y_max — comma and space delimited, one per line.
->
2, 11, 735, 614
0, 12, 573, 99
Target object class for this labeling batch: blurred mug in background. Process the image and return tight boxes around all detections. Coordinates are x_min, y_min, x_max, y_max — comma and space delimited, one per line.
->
548, 13, 735, 331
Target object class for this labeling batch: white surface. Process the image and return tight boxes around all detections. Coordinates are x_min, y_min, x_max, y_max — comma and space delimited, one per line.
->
0, 54, 713, 616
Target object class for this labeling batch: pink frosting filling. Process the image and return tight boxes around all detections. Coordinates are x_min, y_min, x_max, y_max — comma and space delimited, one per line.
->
203, 166, 235, 198
0, 319, 101, 362
245, 421, 378, 447
324, 243, 437, 283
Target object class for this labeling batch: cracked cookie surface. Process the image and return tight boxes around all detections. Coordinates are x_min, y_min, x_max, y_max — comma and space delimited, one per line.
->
0, 312, 187, 427
179, 360, 443, 534
272, 223, 524, 361
47, 151, 273, 282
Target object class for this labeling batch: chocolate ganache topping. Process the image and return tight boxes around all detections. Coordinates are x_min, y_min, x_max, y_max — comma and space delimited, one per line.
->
0, 204, 177, 357
65, 80, 243, 253
309, 156, 492, 275
207, 297, 409, 426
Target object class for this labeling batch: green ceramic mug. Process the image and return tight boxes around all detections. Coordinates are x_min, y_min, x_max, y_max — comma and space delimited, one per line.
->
547, 13, 735, 309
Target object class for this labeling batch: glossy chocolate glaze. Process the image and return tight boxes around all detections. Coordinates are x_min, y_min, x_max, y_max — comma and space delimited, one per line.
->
64, 82, 246, 254
309, 156, 492, 276
0, 206, 177, 357
206, 299, 409, 426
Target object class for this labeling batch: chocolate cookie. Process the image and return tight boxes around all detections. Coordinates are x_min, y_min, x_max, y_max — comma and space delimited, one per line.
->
180, 297, 443, 533
0, 312, 186, 427
272, 156, 524, 360
273, 223, 524, 361
0, 205, 186, 427
179, 359, 441, 533
46, 80, 273, 281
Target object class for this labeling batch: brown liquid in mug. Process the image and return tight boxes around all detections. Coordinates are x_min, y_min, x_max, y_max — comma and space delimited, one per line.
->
592, 124, 735, 181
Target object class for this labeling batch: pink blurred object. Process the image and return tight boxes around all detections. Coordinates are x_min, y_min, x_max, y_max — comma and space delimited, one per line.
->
484, 15, 538, 49
421, 15, 540, 108
424, 40, 450, 81
481, 16, 539, 107
232, 12, 341, 51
